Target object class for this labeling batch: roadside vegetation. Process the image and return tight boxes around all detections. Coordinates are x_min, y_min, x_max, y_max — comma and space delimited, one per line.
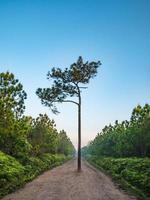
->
0, 72, 75, 198
82, 104, 150, 199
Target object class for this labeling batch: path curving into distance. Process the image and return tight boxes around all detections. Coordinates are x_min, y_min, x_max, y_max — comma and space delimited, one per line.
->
2, 159, 136, 200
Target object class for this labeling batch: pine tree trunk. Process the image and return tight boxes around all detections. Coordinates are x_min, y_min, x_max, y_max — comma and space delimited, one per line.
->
77, 95, 81, 172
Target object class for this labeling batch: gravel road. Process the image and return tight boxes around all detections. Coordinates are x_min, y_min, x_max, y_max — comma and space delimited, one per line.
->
2, 159, 136, 200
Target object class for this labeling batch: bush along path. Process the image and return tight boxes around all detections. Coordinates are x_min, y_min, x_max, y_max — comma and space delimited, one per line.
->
0, 151, 71, 198
86, 156, 150, 200
1, 159, 136, 200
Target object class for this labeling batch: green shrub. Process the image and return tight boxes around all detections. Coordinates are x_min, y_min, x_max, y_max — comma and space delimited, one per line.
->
0, 151, 71, 198
87, 157, 150, 198
0, 151, 25, 197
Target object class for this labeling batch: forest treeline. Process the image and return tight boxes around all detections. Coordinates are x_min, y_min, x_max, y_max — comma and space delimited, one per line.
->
0, 71, 75, 197
82, 103, 150, 157
0, 71, 75, 159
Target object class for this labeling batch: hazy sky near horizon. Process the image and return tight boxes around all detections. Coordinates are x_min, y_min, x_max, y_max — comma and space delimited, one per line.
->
0, 0, 150, 148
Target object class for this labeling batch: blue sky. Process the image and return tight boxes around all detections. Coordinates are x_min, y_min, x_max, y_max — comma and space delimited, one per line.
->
0, 0, 150, 147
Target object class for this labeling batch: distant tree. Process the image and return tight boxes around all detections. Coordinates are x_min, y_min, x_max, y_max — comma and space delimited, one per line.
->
28, 114, 58, 156
58, 130, 75, 156
36, 56, 101, 171
0, 72, 27, 118
130, 104, 150, 156
0, 72, 30, 158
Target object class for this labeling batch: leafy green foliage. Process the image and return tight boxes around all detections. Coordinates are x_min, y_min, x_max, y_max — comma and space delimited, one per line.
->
87, 157, 150, 198
0, 151, 70, 198
22, 153, 69, 182
0, 151, 25, 197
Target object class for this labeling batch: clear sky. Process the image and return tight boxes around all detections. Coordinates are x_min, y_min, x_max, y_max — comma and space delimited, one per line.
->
0, 0, 150, 148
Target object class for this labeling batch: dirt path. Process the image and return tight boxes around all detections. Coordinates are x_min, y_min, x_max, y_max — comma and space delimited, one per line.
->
2, 159, 136, 200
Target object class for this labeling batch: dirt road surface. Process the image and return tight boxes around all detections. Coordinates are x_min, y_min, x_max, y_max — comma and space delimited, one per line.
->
2, 159, 136, 200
